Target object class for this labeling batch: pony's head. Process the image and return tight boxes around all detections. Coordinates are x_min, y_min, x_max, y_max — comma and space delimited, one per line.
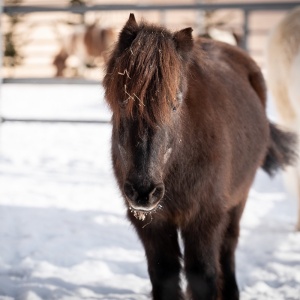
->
104, 14, 193, 215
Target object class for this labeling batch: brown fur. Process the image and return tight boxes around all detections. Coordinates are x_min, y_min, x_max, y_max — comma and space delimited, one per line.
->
103, 14, 296, 300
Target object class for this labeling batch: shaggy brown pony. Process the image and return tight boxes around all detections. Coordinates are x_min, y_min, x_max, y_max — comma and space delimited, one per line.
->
103, 14, 296, 300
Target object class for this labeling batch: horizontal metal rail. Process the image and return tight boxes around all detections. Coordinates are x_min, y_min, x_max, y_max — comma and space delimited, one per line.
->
0, 117, 111, 124
3, 78, 100, 85
3, 2, 300, 14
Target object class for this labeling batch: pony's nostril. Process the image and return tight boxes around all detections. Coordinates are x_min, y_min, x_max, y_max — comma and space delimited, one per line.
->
124, 182, 138, 201
149, 183, 165, 203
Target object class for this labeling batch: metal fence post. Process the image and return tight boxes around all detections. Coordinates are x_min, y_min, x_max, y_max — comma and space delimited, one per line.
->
0, 0, 3, 125
195, 0, 206, 35
160, 9, 167, 26
242, 9, 250, 51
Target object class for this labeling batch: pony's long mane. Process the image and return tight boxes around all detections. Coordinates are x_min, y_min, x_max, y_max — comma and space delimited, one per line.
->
104, 23, 182, 127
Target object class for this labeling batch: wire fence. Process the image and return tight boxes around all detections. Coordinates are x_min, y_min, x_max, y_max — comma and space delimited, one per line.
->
1, 1, 299, 123
2, 1, 299, 82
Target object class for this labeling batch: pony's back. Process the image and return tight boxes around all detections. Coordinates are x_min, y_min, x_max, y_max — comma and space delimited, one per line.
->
196, 38, 267, 108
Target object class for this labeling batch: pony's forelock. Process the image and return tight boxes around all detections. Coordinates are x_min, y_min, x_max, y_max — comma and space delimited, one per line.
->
104, 22, 182, 128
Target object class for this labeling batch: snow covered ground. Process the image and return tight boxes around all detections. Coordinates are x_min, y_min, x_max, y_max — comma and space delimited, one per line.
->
0, 84, 299, 300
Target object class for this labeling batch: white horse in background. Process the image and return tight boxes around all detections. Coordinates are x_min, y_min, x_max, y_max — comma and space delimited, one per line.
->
266, 6, 300, 230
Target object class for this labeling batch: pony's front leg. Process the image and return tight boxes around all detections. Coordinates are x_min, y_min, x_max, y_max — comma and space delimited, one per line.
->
220, 202, 245, 300
181, 216, 224, 300
129, 215, 184, 300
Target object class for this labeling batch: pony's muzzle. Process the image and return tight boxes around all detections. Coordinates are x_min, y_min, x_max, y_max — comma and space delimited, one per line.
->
124, 181, 165, 211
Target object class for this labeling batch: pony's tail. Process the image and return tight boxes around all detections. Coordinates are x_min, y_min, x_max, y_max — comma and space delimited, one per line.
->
262, 123, 298, 176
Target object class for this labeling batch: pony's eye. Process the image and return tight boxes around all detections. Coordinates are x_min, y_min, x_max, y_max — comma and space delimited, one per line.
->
172, 92, 183, 112
172, 102, 180, 112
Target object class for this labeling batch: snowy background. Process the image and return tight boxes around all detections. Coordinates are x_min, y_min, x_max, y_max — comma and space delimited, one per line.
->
0, 84, 299, 300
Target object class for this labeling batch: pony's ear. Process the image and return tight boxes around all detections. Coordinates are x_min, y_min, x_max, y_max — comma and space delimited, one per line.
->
173, 27, 193, 55
118, 13, 139, 52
